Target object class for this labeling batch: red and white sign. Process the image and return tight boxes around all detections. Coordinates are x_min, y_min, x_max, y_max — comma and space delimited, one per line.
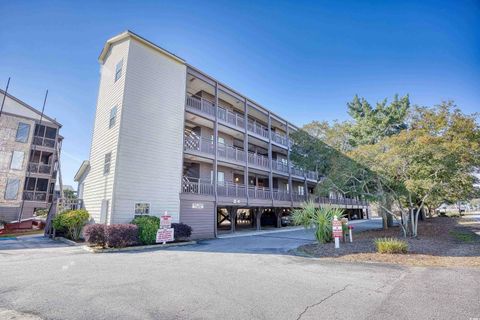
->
332, 220, 343, 238
156, 228, 174, 243
160, 215, 172, 229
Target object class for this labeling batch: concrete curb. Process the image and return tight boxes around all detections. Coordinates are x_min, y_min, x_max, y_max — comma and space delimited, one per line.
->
82, 240, 197, 253
54, 237, 85, 246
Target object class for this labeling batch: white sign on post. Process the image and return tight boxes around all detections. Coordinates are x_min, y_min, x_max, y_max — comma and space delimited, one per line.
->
332, 216, 342, 249
156, 211, 174, 244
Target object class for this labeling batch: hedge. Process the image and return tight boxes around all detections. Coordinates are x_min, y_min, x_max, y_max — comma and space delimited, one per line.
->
52, 209, 89, 241
131, 216, 160, 245
84, 224, 106, 247
172, 223, 192, 240
105, 224, 139, 248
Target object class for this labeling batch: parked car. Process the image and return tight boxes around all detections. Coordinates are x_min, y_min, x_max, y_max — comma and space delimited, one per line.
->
281, 215, 293, 227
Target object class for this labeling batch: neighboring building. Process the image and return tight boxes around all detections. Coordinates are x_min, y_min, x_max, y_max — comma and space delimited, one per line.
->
0, 89, 62, 222
77, 31, 367, 239
54, 184, 76, 199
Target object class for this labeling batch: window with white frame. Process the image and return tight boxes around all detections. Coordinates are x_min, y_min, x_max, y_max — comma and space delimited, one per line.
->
104, 152, 111, 175
109, 106, 117, 128
298, 185, 305, 196
10, 151, 24, 170
134, 202, 150, 216
15, 122, 30, 143
5, 178, 20, 200
115, 59, 123, 82
210, 170, 225, 185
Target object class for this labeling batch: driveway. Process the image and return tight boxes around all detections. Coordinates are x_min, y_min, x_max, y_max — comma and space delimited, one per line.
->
0, 218, 478, 320
167, 218, 384, 254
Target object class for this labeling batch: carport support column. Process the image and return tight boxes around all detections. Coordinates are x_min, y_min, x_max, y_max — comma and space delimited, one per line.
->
276, 208, 281, 228
256, 207, 262, 231
230, 207, 236, 233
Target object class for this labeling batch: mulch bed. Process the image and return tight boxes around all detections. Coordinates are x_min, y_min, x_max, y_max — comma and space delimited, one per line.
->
297, 215, 480, 267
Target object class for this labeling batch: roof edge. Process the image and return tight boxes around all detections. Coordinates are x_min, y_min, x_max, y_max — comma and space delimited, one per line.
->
98, 30, 185, 64
0, 89, 62, 127
74, 160, 90, 182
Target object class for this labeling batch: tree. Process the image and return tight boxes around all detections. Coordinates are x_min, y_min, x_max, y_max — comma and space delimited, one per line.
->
291, 99, 480, 237
347, 94, 410, 146
350, 102, 480, 237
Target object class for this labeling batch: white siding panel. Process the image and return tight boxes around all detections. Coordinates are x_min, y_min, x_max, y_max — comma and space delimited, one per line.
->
82, 39, 129, 223
112, 39, 186, 224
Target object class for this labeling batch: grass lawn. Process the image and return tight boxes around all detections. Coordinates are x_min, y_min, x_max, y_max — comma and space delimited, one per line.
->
297, 215, 480, 267
0, 229, 44, 238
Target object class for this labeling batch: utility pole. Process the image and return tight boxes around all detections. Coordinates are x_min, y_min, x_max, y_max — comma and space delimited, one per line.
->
18, 90, 48, 222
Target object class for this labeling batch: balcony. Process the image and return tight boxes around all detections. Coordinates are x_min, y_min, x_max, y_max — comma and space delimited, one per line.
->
217, 107, 245, 129
218, 143, 246, 163
28, 162, 52, 175
271, 159, 289, 174
186, 95, 245, 131
247, 120, 269, 139
23, 191, 47, 202
184, 136, 215, 156
186, 95, 216, 117
248, 152, 269, 169
180, 178, 367, 207
271, 131, 288, 146
33, 136, 55, 148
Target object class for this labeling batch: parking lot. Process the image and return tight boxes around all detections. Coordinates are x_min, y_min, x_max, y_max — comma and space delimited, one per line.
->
1, 219, 479, 320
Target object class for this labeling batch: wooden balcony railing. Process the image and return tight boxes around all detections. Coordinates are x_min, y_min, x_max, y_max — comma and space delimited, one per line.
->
248, 151, 270, 169
23, 191, 48, 202
186, 95, 216, 117
271, 131, 288, 146
184, 136, 215, 156
271, 159, 289, 174
180, 177, 367, 206
217, 143, 246, 163
247, 120, 269, 139
33, 136, 55, 148
217, 107, 245, 129
28, 162, 52, 175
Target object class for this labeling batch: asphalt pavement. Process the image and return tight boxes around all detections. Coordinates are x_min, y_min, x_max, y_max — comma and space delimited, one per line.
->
0, 220, 479, 320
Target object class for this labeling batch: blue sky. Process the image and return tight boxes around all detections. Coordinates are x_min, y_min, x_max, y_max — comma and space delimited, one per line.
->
1, 0, 479, 187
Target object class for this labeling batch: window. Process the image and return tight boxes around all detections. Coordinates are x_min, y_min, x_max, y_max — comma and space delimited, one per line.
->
5, 178, 20, 200
210, 171, 225, 185
45, 127, 57, 139
15, 123, 30, 143
109, 106, 117, 128
298, 185, 305, 196
210, 135, 225, 145
104, 152, 111, 175
134, 202, 150, 216
115, 59, 123, 82
10, 151, 24, 170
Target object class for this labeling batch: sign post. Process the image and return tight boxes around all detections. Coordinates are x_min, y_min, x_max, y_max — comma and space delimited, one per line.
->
332, 216, 343, 249
156, 211, 174, 245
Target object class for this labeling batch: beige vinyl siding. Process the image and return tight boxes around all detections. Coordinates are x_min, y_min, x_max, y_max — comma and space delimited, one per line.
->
82, 39, 129, 223
111, 38, 186, 224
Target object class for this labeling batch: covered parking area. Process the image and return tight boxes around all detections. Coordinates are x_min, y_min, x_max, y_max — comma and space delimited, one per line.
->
217, 206, 293, 234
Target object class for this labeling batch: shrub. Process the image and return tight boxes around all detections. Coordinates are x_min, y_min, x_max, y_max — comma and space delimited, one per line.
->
375, 238, 408, 254
52, 209, 89, 241
172, 223, 192, 240
292, 202, 344, 243
105, 224, 139, 248
84, 224, 106, 247
131, 216, 160, 245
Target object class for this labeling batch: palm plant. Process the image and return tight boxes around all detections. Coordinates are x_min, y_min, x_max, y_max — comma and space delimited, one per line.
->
292, 202, 345, 243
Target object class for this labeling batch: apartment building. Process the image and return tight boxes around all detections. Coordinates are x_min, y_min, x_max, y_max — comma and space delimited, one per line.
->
0, 90, 62, 223
77, 31, 367, 239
